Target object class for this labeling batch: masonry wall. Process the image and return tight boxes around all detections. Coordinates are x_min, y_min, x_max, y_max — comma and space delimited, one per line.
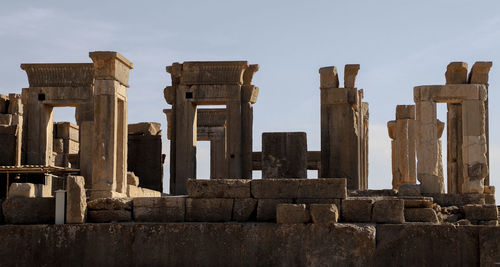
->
0, 223, 498, 266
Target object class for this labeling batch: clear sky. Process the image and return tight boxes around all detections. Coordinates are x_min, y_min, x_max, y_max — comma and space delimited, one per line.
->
1, 1, 499, 201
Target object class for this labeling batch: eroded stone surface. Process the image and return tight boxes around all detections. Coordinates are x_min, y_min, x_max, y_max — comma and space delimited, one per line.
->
87, 198, 132, 210
187, 179, 251, 198
256, 198, 293, 222
133, 197, 185, 222
2, 197, 55, 224
276, 204, 310, 224
232, 198, 257, 222
341, 198, 373, 222
310, 204, 339, 224
404, 208, 438, 223
372, 199, 405, 224
9, 183, 35, 198
185, 198, 233, 222
66, 176, 86, 224
87, 210, 132, 223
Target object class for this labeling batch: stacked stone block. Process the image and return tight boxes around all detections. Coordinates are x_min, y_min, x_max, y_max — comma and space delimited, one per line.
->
0, 93, 23, 166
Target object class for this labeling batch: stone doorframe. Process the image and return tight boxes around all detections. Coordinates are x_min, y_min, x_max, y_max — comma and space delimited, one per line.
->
414, 84, 488, 194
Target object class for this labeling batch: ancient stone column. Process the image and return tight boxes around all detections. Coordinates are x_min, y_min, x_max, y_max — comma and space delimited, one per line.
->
414, 98, 444, 193
319, 65, 364, 190
446, 62, 467, 194
468, 62, 492, 186
89, 51, 133, 198
262, 132, 307, 178
241, 64, 259, 179
388, 105, 416, 189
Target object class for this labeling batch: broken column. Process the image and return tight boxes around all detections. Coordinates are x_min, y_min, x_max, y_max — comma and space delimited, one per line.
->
388, 105, 416, 189
90, 51, 133, 198
0, 94, 23, 166
261, 132, 307, 178
319, 64, 367, 190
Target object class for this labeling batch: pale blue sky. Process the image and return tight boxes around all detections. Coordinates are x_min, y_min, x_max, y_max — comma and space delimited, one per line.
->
1, 1, 499, 201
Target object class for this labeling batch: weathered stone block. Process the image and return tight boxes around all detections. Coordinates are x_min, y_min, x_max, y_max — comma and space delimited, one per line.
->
462, 204, 498, 221
398, 184, 421, 196
251, 179, 347, 199
344, 64, 360, 88
54, 122, 79, 142
276, 204, 310, 224
127, 185, 161, 198
395, 105, 415, 120
128, 122, 161, 136
348, 189, 397, 197
297, 179, 347, 199
445, 61, 468, 84
319, 66, 339, 88
2, 197, 55, 224
9, 183, 35, 198
256, 198, 293, 221
187, 179, 251, 198
262, 132, 307, 178
310, 204, 338, 224
341, 198, 373, 222
66, 176, 86, 224
295, 198, 341, 209
133, 197, 185, 222
375, 224, 479, 266
372, 199, 405, 223
185, 198, 233, 222
480, 226, 500, 266
127, 172, 139, 186
87, 198, 132, 210
404, 208, 438, 223
401, 197, 433, 208
0, 114, 12, 125
485, 194, 495, 205
423, 193, 485, 206
87, 210, 132, 223
232, 198, 257, 222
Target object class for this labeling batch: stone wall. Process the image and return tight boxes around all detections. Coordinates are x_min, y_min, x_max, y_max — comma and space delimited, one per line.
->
0, 223, 498, 266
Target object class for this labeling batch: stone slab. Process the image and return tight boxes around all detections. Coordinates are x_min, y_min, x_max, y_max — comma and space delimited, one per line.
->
66, 176, 86, 224
87, 210, 132, 223
348, 189, 397, 197
398, 184, 421, 196
310, 204, 339, 224
0, 223, 376, 266
404, 208, 438, 223
462, 204, 498, 221
128, 122, 161, 136
256, 198, 293, 222
375, 224, 479, 266
133, 197, 185, 222
423, 193, 485, 206
87, 198, 132, 210
400, 196, 433, 208
185, 198, 233, 222
251, 179, 347, 199
127, 172, 139, 186
187, 179, 251, 198
372, 199, 405, 224
341, 198, 373, 222
2, 197, 55, 224
127, 185, 161, 198
276, 204, 310, 224
232, 198, 257, 222
9, 183, 35, 198
262, 132, 307, 178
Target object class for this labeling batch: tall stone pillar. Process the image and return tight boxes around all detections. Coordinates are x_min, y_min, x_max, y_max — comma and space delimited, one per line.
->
388, 105, 416, 189
468, 62, 492, 186
415, 99, 445, 193
89, 51, 133, 199
319, 65, 364, 190
210, 127, 226, 179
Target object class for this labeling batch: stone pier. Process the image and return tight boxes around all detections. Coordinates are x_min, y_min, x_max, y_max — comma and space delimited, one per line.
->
261, 132, 307, 178
319, 64, 368, 190
388, 105, 416, 189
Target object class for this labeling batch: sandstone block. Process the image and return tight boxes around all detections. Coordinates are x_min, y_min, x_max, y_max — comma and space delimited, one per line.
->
0, 94, 8, 113
372, 199, 405, 224
462, 204, 498, 221
185, 198, 233, 222
53, 138, 64, 153
401, 197, 433, 208
319, 66, 339, 88
0, 114, 12, 125
251, 179, 347, 199
133, 196, 186, 222
262, 132, 307, 178
128, 122, 161, 136
232, 198, 257, 222
2, 197, 55, 224
423, 193, 485, 206
127, 172, 139, 186
310, 204, 339, 224
276, 204, 310, 224
445, 62, 468, 84
187, 179, 251, 198
484, 185, 495, 194
127, 185, 161, 198
54, 122, 79, 141
87, 210, 132, 223
66, 176, 86, 224
404, 208, 438, 223
87, 198, 132, 210
341, 198, 373, 222
344, 64, 360, 88
256, 198, 293, 221
469, 61, 492, 84
348, 189, 398, 197
395, 105, 415, 120
9, 183, 35, 198
398, 184, 421, 196
295, 198, 341, 209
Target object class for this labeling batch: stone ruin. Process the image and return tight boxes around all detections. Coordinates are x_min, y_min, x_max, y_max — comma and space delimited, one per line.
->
0, 52, 499, 266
